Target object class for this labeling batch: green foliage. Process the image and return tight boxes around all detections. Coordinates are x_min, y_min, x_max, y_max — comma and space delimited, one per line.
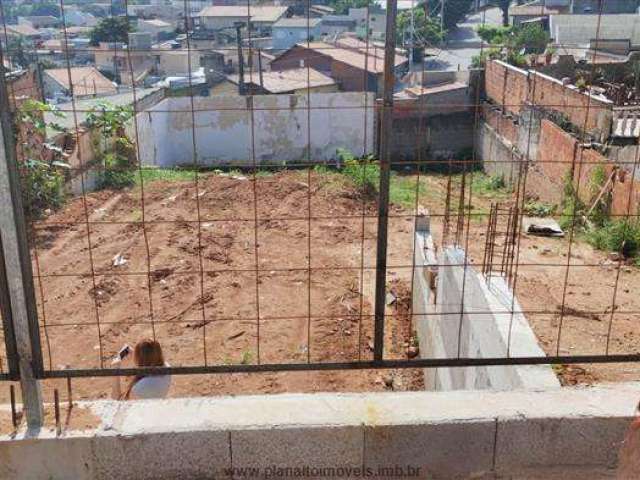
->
473, 23, 549, 67
559, 170, 586, 230
587, 165, 610, 227
523, 200, 557, 217
16, 100, 69, 218
585, 220, 640, 258
327, 0, 371, 15
430, 0, 473, 29
514, 24, 550, 54
136, 168, 198, 184
477, 25, 512, 44
87, 103, 137, 190
397, 7, 445, 46
472, 173, 508, 195
89, 17, 134, 46
472, 47, 504, 68
338, 148, 380, 198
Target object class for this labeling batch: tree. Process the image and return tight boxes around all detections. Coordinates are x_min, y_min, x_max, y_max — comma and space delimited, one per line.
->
427, 0, 474, 29
513, 23, 549, 54
327, 0, 371, 15
89, 17, 134, 46
397, 7, 444, 47
491, 0, 512, 27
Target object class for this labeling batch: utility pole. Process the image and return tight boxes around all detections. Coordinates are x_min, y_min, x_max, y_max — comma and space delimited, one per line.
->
0, 45, 44, 428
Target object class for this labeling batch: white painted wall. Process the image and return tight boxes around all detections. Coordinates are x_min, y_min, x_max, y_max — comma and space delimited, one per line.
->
550, 14, 640, 45
135, 92, 375, 167
412, 227, 559, 391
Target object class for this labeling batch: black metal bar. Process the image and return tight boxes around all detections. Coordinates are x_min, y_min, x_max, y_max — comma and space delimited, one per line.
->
373, 0, 398, 362
0, 235, 20, 381
54, 389, 60, 436
10, 384, 17, 428
36, 353, 640, 379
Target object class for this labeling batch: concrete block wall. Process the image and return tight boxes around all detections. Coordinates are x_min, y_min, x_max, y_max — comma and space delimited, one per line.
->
136, 92, 375, 167
2, 385, 639, 479
412, 228, 559, 391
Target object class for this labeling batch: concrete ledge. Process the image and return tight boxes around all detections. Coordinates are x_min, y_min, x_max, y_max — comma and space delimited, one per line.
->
1, 384, 639, 479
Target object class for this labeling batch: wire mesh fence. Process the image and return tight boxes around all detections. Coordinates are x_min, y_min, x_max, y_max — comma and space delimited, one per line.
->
0, 0, 639, 395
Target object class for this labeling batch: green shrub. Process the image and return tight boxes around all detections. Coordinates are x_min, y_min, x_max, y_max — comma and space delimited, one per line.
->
20, 159, 66, 217
559, 170, 586, 230
15, 100, 69, 217
587, 164, 610, 227
338, 148, 380, 197
523, 200, 557, 217
472, 173, 508, 194
98, 153, 136, 190
585, 220, 640, 258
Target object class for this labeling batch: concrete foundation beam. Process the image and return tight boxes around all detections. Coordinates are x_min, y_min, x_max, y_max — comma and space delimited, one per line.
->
1, 384, 639, 479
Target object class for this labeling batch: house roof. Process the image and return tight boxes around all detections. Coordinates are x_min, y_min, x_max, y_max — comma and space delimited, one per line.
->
140, 19, 173, 28
509, 2, 566, 16
273, 17, 322, 28
229, 67, 336, 93
5, 24, 41, 37
291, 41, 407, 74
44, 66, 117, 97
196, 6, 289, 23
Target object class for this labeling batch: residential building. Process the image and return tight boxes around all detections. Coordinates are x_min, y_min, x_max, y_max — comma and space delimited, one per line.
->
319, 15, 356, 37
272, 17, 323, 50
509, 2, 568, 26
63, 7, 98, 27
309, 5, 335, 17
138, 19, 175, 42
195, 6, 290, 35
550, 14, 640, 46
155, 49, 202, 76
42, 66, 117, 100
4, 23, 42, 42
270, 41, 408, 94
228, 67, 338, 94
17, 15, 59, 29
349, 7, 387, 38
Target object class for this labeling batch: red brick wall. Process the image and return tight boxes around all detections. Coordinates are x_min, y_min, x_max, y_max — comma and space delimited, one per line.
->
533, 120, 639, 216
483, 106, 519, 145
485, 60, 611, 137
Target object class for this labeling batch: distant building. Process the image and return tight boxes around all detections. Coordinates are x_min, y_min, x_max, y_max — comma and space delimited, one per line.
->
63, 7, 98, 27
195, 6, 290, 35
43, 66, 117, 100
4, 23, 42, 42
138, 19, 175, 41
228, 67, 338, 94
509, 3, 568, 26
155, 49, 202, 76
18, 15, 59, 29
272, 17, 322, 50
550, 14, 640, 46
319, 15, 356, 37
349, 7, 387, 39
270, 41, 408, 95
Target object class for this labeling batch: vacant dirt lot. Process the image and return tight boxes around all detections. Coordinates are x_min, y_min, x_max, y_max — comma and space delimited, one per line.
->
3, 170, 423, 401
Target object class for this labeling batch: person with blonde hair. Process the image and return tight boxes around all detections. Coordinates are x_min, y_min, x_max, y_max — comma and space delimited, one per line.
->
112, 339, 171, 400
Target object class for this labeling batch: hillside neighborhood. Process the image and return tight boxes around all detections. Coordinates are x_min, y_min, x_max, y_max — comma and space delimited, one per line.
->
3, 1, 640, 478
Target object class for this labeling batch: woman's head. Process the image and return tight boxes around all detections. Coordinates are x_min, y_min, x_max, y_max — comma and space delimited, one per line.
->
133, 338, 164, 368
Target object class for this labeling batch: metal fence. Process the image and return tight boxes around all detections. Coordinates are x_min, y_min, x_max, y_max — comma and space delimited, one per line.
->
0, 0, 639, 393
